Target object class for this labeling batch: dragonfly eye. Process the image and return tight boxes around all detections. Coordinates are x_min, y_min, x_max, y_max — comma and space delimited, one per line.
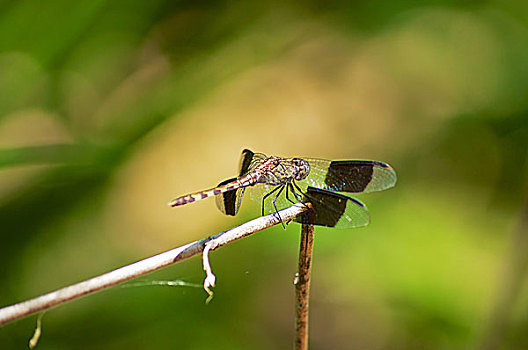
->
293, 158, 310, 180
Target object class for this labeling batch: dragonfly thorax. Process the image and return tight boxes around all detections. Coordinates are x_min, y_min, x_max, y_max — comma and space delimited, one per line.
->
256, 157, 310, 186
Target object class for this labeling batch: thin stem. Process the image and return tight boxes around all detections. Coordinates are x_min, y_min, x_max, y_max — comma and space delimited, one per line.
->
0, 204, 308, 326
295, 214, 315, 350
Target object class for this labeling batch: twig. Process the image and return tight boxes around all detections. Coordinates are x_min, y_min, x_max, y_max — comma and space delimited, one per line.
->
202, 243, 216, 298
28, 312, 45, 349
295, 214, 315, 350
0, 204, 308, 326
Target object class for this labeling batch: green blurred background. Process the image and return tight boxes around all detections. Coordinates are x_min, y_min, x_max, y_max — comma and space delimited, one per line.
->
1, 0, 528, 349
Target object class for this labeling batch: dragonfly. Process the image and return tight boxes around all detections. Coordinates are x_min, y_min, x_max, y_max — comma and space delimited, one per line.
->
169, 149, 397, 228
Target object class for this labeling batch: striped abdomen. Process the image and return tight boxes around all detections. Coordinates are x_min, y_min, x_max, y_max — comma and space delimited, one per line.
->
169, 177, 253, 207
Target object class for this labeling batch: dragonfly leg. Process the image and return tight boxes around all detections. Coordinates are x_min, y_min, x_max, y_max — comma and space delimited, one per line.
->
291, 181, 312, 220
261, 185, 283, 217
282, 183, 301, 226
271, 184, 287, 228
291, 181, 311, 211
285, 183, 298, 205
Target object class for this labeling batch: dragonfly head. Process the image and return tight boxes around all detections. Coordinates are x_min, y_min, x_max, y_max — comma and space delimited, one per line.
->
292, 158, 310, 180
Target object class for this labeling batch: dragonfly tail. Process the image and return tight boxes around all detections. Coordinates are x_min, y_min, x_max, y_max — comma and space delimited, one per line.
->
169, 180, 246, 207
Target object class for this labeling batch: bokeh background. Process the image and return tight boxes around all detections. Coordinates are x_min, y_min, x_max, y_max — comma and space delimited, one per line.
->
1, 0, 528, 349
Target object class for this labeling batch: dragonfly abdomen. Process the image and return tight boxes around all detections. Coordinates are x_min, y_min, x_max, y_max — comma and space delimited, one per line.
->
168, 177, 254, 207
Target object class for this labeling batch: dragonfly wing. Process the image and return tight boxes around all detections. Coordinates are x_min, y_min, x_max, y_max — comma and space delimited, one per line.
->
295, 187, 370, 228
216, 149, 267, 216
302, 158, 397, 194
238, 149, 267, 176
215, 178, 246, 216
232, 182, 303, 217
246, 183, 370, 228
238, 149, 254, 175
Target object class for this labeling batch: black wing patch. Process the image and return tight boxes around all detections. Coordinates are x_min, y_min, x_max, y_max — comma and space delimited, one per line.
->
215, 178, 244, 216
324, 161, 376, 192
216, 149, 256, 216
295, 187, 369, 228
238, 149, 255, 176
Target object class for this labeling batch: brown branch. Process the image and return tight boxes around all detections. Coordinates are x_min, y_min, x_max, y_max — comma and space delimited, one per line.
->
0, 204, 308, 326
295, 210, 315, 350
